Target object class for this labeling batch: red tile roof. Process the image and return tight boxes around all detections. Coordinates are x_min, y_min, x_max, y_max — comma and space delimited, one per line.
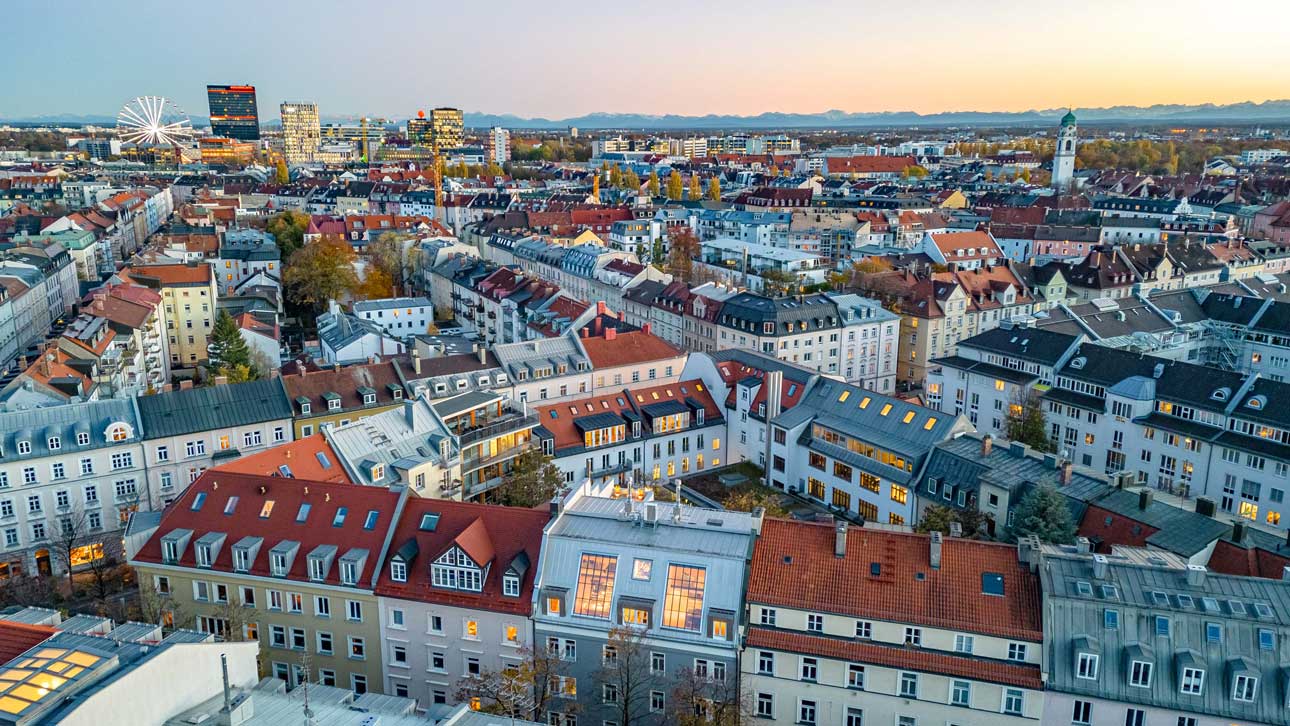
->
580, 329, 683, 369
928, 231, 1003, 260
280, 360, 405, 415
374, 498, 548, 615
533, 379, 722, 452
1206, 539, 1290, 580
827, 156, 915, 175
132, 472, 402, 588
212, 434, 353, 484
748, 519, 1043, 641
746, 628, 1042, 689
713, 360, 808, 413
0, 623, 56, 664
125, 263, 214, 286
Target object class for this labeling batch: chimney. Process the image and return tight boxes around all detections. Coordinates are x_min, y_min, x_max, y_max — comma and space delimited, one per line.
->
1138, 488, 1153, 510
618, 310, 626, 322
980, 434, 993, 457
929, 531, 943, 569
404, 398, 416, 426
1186, 564, 1206, 587
596, 300, 607, 316
549, 496, 562, 518
579, 327, 588, 338
213, 374, 228, 387
1231, 521, 1246, 544
1195, 497, 1216, 518
764, 370, 785, 420
834, 521, 848, 558
179, 379, 193, 390
1282, 565, 1290, 583
1075, 536, 1092, 553
1059, 459, 1073, 486
604, 327, 617, 342
642, 323, 652, 336
1092, 554, 1109, 579
477, 344, 486, 365
411, 346, 422, 375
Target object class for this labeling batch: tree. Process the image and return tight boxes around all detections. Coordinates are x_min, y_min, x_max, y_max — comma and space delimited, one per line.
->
687, 174, 701, 201
1010, 484, 1076, 544
759, 268, 798, 297
50, 503, 101, 593
594, 627, 657, 726
495, 448, 563, 508
623, 168, 641, 194
367, 232, 407, 293
707, 176, 722, 201
1018, 167, 1033, 183
1005, 389, 1053, 452
208, 309, 254, 375
274, 158, 289, 185
647, 170, 660, 197
666, 171, 684, 201
902, 165, 928, 179
455, 645, 568, 719
355, 266, 395, 301
609, 165, 624, 189
136, 581, 191, 630
665, 227, 701, 284
668, 665, 750, 726
282, 234, 359, 312
649, 237, 666, 266
915, 504, 987, 539
722, 488, 790, 518
266, 210, 310, 259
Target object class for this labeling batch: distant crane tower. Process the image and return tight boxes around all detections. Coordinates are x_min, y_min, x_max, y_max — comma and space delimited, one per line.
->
360, 116, 369, 164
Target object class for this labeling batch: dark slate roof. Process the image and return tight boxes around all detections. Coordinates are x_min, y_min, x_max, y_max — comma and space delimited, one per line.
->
1088, 487, 1231, 556
136, 378, 293, 439
958, 326, 1079, 366
930, 355, 1037, 385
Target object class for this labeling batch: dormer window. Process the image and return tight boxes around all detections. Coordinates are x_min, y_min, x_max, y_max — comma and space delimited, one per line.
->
195, 544, 212, 567
328, 398, 341, 411
696, 409, 705, 426
393, 389, 403, 400
309, 558, 327, 581
371, 464, 384, 481
340, 561, 358, 585
300, 402, 312, 415
77, 432, 89, 446
391, 560, 407, 582
233, 548, 250, 572
363, 393, 375, 405
504, 574, 520, 597
17, 441, 30, 456
162, 540, 179, 563
271, 552, 289, 576
47, 437, 60, 451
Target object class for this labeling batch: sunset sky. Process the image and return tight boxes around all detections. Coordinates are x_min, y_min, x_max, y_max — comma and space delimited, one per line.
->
6, 0, 1288, 120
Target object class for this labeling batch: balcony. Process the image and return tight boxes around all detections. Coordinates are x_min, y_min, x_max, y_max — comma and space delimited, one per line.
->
462, 444, 527, 473
588, 460, 635, 479
457, 409, 539, 448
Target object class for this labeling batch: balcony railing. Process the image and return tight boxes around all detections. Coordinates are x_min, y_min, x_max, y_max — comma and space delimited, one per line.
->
457, 410, 539, 448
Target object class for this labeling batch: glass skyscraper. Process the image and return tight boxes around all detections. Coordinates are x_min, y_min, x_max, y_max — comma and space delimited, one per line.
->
207, 85, 260, 141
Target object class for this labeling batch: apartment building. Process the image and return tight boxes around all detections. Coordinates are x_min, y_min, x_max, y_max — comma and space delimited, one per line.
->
127, 472, 407, 693
1040, 544, 1290, 726
135, 379, 295, 505
0, 400, 146, 579
280, 102, 321, 165
375, 498, 548, 707
325, 390, 538, 501
743, 519, 1045, 726
767, 378, 971, 525
351, 297, 434, 340
532, 488, 761, 726
122, 262, 218, 368
280, 360, 409, 438
216, 228, 279, 298
531, 377, 726, 491
61, 283, 170, 396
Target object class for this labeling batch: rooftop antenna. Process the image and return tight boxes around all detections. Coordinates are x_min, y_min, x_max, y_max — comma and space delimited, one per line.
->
673, 478, 682, 522
219, 653, 232, 716
299, 651, 315, 725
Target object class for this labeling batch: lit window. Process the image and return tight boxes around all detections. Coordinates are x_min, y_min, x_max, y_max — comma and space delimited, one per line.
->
572, 554, 617, 618
662, 565, 706, 631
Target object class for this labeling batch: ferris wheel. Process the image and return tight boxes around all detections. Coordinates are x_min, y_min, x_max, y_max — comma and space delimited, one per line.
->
116, 96, 194, 146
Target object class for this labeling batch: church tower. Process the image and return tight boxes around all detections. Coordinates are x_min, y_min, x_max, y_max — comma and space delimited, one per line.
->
1052, 109, 1077, 191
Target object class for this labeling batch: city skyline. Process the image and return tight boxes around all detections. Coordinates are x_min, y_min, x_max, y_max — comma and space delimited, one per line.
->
6, 0, 1289, 121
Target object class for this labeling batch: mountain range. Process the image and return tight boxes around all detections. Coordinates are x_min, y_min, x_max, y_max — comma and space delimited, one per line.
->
6, 100, 1290, 130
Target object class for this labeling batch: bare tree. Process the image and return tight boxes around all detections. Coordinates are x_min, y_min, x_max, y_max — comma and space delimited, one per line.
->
50, 502, 100, 593
135, 581, 192, 631
455, 644, 569, 719
594, 626, 658, 726
668, 665, 751, 726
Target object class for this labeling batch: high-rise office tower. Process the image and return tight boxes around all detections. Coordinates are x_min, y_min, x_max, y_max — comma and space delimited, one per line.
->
279, 102, 320, 165
430, 107, 464, 150
407, 110, 432, 145
206, 85, 260, 140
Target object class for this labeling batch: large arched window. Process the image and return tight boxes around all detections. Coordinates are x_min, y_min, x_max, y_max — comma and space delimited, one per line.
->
106, 423, 131, 442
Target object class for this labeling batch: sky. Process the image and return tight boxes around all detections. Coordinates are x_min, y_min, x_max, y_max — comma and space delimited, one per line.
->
5, 0, 1289, 121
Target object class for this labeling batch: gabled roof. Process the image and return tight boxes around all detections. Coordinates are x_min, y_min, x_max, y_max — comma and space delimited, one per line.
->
211, 433, 353, 484
131, 471, 403, 589
136, 379, 293, 439
374, 498, 548, 615
280, 361, 405, 415
748, 518, 1043, 642
579, 329, 683, 369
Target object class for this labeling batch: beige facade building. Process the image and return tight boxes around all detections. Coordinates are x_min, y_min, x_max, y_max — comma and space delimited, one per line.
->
123, 262, 218, 369
280, 102, 321, 165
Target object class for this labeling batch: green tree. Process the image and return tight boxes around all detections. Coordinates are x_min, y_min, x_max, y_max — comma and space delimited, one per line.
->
647, 170, 660, 197
666, 170, 684, 200
649, 237, 666, 266
707, 176, 722, 201
1010, 484, 1076, 544
723, 488, 790, 518
1006, 390, 1053, 452
759, 268, 798, 297
274, 158, 289, 185
687, 174, 701, 201
495, 448, 562, 508
266, 210, 310, 259
915, 504, 987, 538
282, 234, 359, 313
208, 309, 254, 375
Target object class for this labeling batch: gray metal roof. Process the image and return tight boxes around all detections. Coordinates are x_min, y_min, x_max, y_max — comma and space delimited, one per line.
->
1041, 547, 1290, 723
136, 379, 293, 439
0, 398, 141, 463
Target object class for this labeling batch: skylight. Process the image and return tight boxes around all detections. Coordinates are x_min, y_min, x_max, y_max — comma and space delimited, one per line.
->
902, 411, 916, 424
223, 496, 238, 516
191, 492, 207, 511
332, 507, 348, 527
363, 510, 380, 530
296, 503, 311, 523
879, 404, 893, 416
259, 501, 275, 518
420, 513, 440, 531
981, 573, 1005, 596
